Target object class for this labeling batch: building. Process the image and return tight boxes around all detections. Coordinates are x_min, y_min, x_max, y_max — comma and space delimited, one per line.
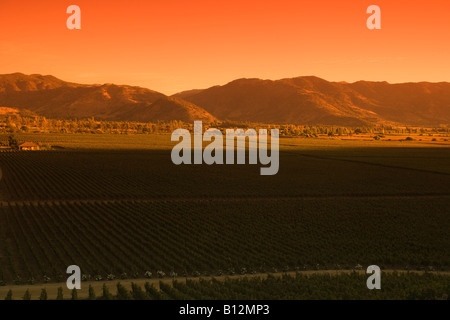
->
18, 142, 40, 151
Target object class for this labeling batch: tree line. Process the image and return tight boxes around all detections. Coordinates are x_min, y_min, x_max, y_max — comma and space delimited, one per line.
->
1, 114, 449, 137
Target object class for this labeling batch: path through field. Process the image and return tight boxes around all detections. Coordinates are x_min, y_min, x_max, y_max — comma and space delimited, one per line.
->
1, 269, 448, 300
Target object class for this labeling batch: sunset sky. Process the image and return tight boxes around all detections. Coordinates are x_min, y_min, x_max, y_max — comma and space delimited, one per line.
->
1, 0, 449, 94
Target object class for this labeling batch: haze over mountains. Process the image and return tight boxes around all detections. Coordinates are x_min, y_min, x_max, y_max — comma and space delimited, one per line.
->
1, 73, 450, 126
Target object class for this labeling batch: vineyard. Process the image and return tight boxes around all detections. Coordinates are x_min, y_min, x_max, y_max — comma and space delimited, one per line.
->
0, 135, 449, 298
1, 146, 450, 202
2, 272, 450, 300
0, 198, 449, 284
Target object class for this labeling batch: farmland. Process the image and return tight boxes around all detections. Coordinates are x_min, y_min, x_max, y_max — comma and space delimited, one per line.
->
1, 272, 449, 300
0, 133, 449, 298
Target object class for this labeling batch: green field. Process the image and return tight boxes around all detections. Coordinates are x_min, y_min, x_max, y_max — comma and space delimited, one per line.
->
0, 133, 449, 298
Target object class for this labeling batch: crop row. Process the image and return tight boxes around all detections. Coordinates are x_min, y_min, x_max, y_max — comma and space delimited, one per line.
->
3, 273, 450, 300
0, 197, 448, 284
1, 150, 450, 202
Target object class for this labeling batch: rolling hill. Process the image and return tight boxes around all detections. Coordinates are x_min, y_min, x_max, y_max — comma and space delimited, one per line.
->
174, 77, 450, 126
1, 73, 450, 126
0, 73, 216, 123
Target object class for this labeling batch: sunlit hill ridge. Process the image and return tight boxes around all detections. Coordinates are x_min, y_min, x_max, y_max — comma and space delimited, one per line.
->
1, 73, 450, 126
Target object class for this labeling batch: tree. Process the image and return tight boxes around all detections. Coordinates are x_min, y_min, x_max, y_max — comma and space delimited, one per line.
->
23, 289, 31, 300
4, 290, 12, 300
71, 288, 78, 300
145, 282, 163, 300
39, 289, 48, 300
116, 283, 132, 300
88, 285, 96, 300
56, 287, 64, 300
131, 283, 149, 300
101, 284, 113, 300
8, 135, 18, 149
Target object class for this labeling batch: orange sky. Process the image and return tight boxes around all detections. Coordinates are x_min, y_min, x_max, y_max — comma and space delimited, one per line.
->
1, 0, 449, 94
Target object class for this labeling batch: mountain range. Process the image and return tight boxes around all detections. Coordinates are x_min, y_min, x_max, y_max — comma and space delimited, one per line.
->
1, 73, 450, 126
0, 73, 216, 123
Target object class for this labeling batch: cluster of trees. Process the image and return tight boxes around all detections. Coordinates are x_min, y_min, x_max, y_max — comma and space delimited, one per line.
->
7, 136, 18, 148
1, 114, 449, 137
4, 282, 167, 300
278, 124, 450, 137
0, 115, 184, 135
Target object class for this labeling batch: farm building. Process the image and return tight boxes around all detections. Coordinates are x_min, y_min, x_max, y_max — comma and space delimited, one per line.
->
18, 142, 40, 151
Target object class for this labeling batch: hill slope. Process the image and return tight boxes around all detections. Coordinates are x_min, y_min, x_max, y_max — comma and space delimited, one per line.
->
175, 77, 450, 126
0, 73, 216, 123
2, 73, 449, 126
